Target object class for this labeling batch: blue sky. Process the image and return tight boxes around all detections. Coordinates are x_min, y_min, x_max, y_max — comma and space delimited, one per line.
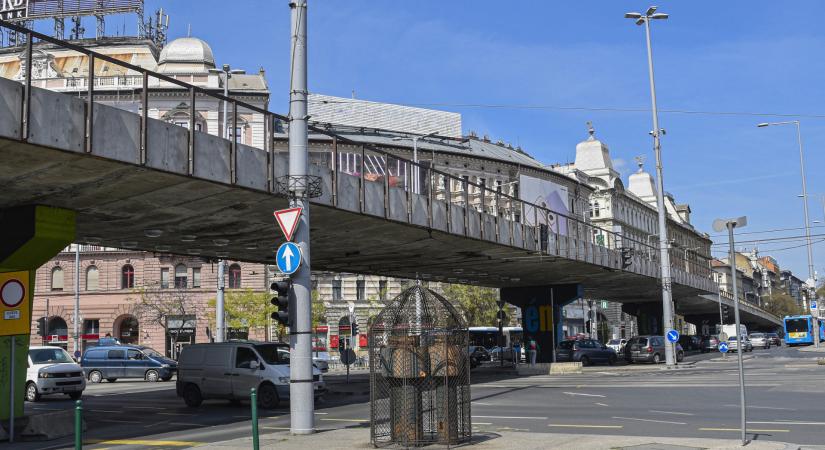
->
67, 1, 825, 278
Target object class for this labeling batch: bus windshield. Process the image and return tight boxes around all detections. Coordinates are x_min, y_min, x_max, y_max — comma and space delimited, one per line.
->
786, 318, 808, 333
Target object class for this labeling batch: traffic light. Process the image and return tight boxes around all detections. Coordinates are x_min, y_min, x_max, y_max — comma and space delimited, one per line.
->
621, 247, 633, 269
722, 305, 729, 320
270, 280, 291, 327
351, 322, 359, 336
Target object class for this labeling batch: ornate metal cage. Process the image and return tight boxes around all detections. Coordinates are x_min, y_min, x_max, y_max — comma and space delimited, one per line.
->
369, 284, 471, 447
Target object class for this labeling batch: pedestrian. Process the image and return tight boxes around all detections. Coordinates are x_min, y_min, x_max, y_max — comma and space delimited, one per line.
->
527, 337, 539, 366
512, 341, 521, 367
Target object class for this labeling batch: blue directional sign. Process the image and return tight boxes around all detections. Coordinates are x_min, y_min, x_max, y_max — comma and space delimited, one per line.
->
718, 342, 729, 353
276, 242, 302, 275
811, 300, 817, 310
666, 330, 680, 343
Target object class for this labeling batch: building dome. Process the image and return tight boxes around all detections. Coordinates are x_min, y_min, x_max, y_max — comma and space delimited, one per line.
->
158, 37, 215, 67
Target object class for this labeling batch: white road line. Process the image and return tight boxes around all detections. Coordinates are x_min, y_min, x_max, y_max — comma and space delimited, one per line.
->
124, 406, 163, 410
749, 421, 825, 426
98, 419, 142, 424
473, 422, 493, 425
612, 416, 686, 425
648, 410, 695, 416
472, 402, 493, 405
595, 403, 609, 407
472, 415, 548, 420
563, 392, 605, 398
595, 372, 620, 376
723, 404, 797, 411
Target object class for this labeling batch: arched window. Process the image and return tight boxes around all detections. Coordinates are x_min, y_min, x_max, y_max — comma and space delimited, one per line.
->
121, 264, 135, 289
86, 265, 99, 291
174, 264, 188, 288
51, 267, 64, 291
228, 264, 242, 289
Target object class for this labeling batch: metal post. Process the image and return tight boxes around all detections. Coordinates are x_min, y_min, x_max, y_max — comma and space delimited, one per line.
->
550, 289, 556, 363
727, 222, 747, 445
250, 388, 260, 450
8, 336, 14, 443
412, 137, 419, 194
74, 400, 82, 450
216, 260, 225, 343
792, 122, 819, 348
288, 0, 314, 434
140, 71, 148, 164
642, 14, 676, 367
22, 34, 32, 141
86, 54, 94, 154
74, 245, 80, 357
188, 87, 195, 175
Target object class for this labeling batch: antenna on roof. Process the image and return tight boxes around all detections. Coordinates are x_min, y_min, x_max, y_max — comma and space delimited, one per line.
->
351, 89, 356, 99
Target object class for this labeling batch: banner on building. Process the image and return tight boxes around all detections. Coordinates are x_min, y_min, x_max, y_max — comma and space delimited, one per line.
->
519, 174, 569, 235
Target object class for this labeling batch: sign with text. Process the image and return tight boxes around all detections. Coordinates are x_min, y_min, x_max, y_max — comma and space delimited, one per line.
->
0, 0, 28, 20
0, 271, 30, 336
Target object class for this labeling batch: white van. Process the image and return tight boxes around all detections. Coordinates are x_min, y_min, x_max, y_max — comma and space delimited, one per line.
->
25, 346, 86, 402
176, 342, 325, 409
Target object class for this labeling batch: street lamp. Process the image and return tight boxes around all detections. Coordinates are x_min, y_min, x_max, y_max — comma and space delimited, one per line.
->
392, 130, 438, 194
757, 120, 818, 348
712, 216, 749, 446
626, 6, 677, 367
209, 64, 245, 139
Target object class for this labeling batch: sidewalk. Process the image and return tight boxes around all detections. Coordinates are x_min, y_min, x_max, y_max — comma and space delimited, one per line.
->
195, 427, 810, 450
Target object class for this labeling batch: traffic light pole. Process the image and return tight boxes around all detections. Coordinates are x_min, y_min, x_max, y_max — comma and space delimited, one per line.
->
287, 0, 314, 435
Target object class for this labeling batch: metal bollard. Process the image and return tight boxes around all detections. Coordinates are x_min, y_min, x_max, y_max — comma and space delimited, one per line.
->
250, 388, 259, 450
75, 400, 82, 450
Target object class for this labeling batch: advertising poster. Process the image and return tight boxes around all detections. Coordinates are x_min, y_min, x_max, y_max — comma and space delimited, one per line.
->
519, 174, 569, 235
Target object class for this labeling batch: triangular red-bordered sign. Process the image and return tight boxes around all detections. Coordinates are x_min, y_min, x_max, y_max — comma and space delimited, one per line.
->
274, 207, 302, 241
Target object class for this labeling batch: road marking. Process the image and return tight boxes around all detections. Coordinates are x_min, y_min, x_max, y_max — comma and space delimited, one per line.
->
649, 410, 695, 416
548, 424, 623, 429
595, 371, 620, 376
85, 439, 204, 446
158, 412, 193, 416
472, 401, 493, 405
473, 422, 493, 425
314, 412, 329, 415
90, 409, 122, 414
749, 421, 825, 426
595, 403, 609, 407
262, 426, 292, 430
699, 427, 789, 433
97, 419, 141, 424
613, 416, 686, 425
723, 404, 797, 411
563, 392, 605, 398
473, 415, 548, 420
320, 418, 369, 422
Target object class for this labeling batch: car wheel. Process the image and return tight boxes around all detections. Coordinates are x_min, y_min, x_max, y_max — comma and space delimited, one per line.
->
608, 354, 616, 366
258, 383, 279, 409
652, 353, 661, 364
25, 382, 40, 402
677, 351, 684, 362
88, 370, 103, 383
145, 369, 160, 382
183, 384, 203, 407
68, 392, 82, 401
106, 378, 117, 383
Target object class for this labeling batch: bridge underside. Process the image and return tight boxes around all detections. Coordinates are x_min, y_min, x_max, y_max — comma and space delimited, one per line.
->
0, 137, 705, 303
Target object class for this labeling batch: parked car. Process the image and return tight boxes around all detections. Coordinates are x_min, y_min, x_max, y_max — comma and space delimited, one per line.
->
557, 339, 617, 366
25, 346, 85, 402
700, 335, 720, 353
311, 351, 330, 373
727, 335, 753, 352
749, 333, 770, 349
623, 336, 684, 364
606, 338, 627, 354
766, 332, 781, 346
678, 335, 701, 351
490, 346, 516, 362
176, 342, 325, 409
469, 345, 491, 362
81, 345, 177, 383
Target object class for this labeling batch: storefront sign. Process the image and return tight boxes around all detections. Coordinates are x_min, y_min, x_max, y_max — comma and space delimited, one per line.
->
0, 0, 28, 20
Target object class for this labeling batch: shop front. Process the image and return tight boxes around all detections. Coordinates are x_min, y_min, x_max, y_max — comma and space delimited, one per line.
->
166, 315, 196, 359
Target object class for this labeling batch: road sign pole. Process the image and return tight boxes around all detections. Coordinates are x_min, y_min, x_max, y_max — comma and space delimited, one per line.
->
287, 0, 314, 435
726, 221, 747, 445
8, 336, 14, 443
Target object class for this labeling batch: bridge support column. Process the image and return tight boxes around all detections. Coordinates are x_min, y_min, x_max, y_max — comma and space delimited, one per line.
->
501, 284, 582, 364
0, 206, 75, 432
622, 303, 664, 336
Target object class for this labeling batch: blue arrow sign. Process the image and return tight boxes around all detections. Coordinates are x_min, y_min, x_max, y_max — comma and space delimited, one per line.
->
276, 242, 302, 275
666, 330, 680, 343
718, 342, 729, 353
811, 301, 817, 310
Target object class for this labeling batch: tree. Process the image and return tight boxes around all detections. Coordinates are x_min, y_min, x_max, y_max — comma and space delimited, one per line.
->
207, 288, 274, 339
764, 291, 803, 318
440, 283, 500, 326
311, 288, 326, 329
132, 284, 198, 357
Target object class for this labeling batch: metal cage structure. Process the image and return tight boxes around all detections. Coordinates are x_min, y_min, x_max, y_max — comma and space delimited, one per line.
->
369, 284, 471, 447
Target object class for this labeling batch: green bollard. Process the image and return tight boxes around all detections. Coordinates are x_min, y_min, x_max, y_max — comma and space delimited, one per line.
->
250, 388, 259, 450
75, 400, 82, 450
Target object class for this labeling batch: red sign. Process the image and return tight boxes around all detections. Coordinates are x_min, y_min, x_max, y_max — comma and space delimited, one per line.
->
273, 207, 302, 242
359, 334, 368, 348
330, 335, 339, 349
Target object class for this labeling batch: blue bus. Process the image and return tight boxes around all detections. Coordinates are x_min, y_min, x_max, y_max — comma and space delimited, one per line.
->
783, 315, 825, 346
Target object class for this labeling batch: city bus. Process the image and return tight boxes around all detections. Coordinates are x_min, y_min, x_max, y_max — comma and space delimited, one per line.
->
783, 315, 825, 346
468, 327, 523, 349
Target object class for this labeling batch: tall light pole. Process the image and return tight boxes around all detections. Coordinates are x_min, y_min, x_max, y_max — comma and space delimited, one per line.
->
625, 6, 676, 367
757, 121, 818, 347
392, 130, 437, 194
713, 216, 749, 446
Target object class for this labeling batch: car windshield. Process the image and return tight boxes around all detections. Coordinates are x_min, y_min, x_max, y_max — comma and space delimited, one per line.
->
140, 347, 165, 359
608, 339, 620, 345
254, 344, 288, 365
750, 333, 764, 338
29, 348, 73, 364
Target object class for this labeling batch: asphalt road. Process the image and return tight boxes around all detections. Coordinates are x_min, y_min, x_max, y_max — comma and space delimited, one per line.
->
5, 345, 823, 449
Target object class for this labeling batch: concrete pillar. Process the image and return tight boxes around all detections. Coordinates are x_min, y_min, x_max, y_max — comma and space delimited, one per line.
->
0, 206, 75, 427
622, 302, 663, 336
501, 284, 582, 364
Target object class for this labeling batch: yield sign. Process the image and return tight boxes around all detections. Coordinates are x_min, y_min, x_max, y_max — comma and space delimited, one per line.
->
274, 207, 302, 241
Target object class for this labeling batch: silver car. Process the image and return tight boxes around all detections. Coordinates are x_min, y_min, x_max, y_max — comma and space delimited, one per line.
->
749, 333, 770, 349
727, 335, 753, 352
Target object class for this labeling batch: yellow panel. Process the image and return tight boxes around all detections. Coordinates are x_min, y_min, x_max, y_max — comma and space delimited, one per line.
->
0, 271, 31, 336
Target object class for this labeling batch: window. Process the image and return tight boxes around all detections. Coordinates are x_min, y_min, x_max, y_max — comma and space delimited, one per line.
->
86, 265, 99, 291
227, 126, 244, 143
356, 279, 365, 301
121, 264, 134, 289
332, 279, 342, 300
51, 267, 64, 291
107, 350, 126, 360
174, 264, 188, 288
160, 268, 170, 289
192, 268, 201, 288
379, 280, 388, 300
127, 349, 143, 360
235, 347, 259, 369
228, 264, 242, 289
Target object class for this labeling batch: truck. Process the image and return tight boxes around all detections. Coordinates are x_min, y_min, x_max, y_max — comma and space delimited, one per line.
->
719, 324, 747, 340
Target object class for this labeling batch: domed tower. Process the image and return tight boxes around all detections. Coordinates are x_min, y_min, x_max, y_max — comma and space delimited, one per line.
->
157, 37, 216, 73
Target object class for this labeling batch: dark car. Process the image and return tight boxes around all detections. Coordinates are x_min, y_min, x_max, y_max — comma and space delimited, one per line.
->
700, 335, 720, 353
556, 339, 617, 366
678, 335, 701, 351
81, 345, 177, 383
766, 332, 781, 346
469, 345, 491, 362
624, 336, 684, 364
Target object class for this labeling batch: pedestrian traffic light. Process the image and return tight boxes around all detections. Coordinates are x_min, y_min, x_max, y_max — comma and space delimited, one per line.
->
270, 280, 291, 327
621, 247, 633, 269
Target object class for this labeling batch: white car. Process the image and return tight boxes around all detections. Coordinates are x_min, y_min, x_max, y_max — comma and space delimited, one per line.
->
25, 346, 86, 402
606, 338, 627, 354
